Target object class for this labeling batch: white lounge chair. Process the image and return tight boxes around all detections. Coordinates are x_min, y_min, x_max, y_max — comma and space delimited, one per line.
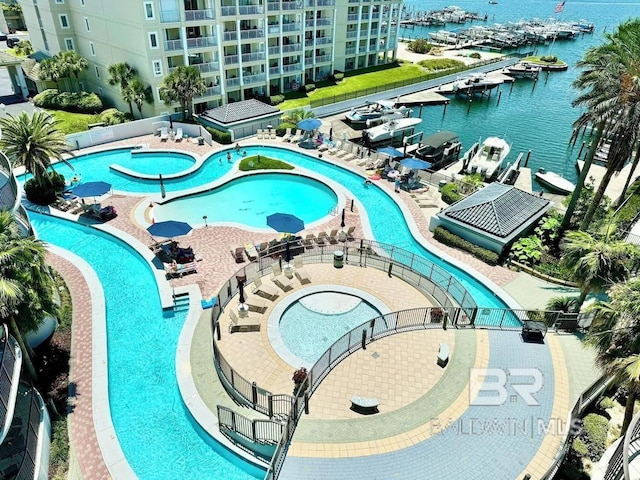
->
160, 126, 169, 141
174, 127, 183, 141
257, 129, 264, 139
328, 141, 342, 155
245, 295, 267, 312
282, 128, 292, 142
228, 309, 261, 333
164, 261, 197, 278
290, 130, 303, 143
251, 276, 279, 299
271, 262, 294, 291
294, 257, 311, 284
270, 129, 277, 140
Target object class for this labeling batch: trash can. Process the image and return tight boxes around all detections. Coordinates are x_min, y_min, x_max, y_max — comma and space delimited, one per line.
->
333, 250, 344, 268
198, 136, 205, 146
438, 179, 448, 191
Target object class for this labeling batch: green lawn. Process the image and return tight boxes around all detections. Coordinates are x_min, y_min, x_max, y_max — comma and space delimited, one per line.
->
45, 110, 102, 134
279, 63, 426, 110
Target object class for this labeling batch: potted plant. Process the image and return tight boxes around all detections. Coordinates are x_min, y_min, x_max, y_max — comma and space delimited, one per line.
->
292, 367, 308, 396
431, 307, 444, 323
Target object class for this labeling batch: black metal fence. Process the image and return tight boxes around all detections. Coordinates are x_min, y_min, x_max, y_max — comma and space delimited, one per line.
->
0, 325, 18, 436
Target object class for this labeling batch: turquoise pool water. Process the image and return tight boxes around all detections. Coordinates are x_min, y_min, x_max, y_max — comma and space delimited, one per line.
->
29, 213, 263, 480
154, 173, 338, 227
279, 297, 381, 363
116, 151, 196, 176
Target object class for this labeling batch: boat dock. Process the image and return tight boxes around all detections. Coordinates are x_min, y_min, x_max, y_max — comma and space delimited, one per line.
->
395, 90, 450, 107
576, 159, 640, 203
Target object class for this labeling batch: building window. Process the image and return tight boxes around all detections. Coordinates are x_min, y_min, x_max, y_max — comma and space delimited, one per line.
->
64, 38, 74, 50
59, 14, 70, 28
148, 32, 159, 49
84, 17, 90, 31
55, 0, 64, 3
144, 2, 155, 19
89, 41, 95, 56
95, 66, 100, 78
152, 60, 162, 76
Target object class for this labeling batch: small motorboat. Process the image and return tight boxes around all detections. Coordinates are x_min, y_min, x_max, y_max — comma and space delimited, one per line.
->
414, 130, 462, 170
465, 136, 510, 180
344, 100, 407, 126
362, 117, 423, 144
535, 168, 576, 195
451, 72, 503, 96
488, 1, 498, 4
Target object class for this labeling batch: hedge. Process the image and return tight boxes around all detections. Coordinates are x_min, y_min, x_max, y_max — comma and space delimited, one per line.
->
332, 72, 344, 81
302, 83, 316, 93
433, 226, 500, 265
579, 413, 609, 461
441, 183, 462, 204
276, 122, 296, 136
204, 126, 232, 144
34, 89, 103, 114
100, 108, 128, 125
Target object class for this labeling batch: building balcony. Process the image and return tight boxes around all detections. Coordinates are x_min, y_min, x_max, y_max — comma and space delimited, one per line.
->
240, 29, 264, 39
347, 14, 359, 21
269, 66, 281, 75
282, 22, 301, 32
315, 18, 332, 26
268, 25, 280, 34
170, 61, 219, 74
224, 54, 239, 65
268, 45, 281, 55
267, 2, 280, 11
197, 86, 222, 98
282, 1, 303, 9
243, 73, 267, 85
226, 77, 241, 88
223, 31, 238, 41
242, 52, 266, 62
316, 36, 332, 45
187, 35, 217, 49
282, 43, 301, 53
315, 54, 332, 63
345, 47, 356, 55
346, 30, 359, 38
160, 9, 181, 22
282, 63, 301, 72
220, 5, 237, 16
239, 5, 265, 15
185, 8, 215, 21
0, 325, 22, 445
164, 39, 184, 51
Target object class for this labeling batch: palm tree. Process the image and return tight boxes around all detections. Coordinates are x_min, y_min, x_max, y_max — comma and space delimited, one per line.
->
39, 58, 62, 90
569, 20, 640, 232
123, 78, 152, 119
280, 108, 316, 125
545, 296, 578, 313
560, 231, 638, 309
0, 111, 72, 187
108, 62, 136, 114
58, 51, 88, 91
0, 211, 57, 381
158, 66, 206, 121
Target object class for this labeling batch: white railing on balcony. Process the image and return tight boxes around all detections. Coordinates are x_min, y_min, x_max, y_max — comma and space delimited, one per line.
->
164, 39, 183, 51
197, 85, 222, 98
316, 0, 334, 5
347, 13, 359, 21
239, 5, 264, 14
269, 66, 281, 75
316, 36, 332, 45
344, 47, 356, 55
185, 8, 215, 21
242, 51, 266, 62
282, 63, 301, 72
282, 1, 302, 9
268, 25, 280, 34
346, 30, 358, 38
170, 61, 219, 73
316, 18, 332, 25
315, 54, 332, 62
304, 20, 315, 27
160, 10, 180, 22
227, 77, 241, 87
282, 43, 301, 53
268, 45, 281, 55
224, 54, 239, 64
268, 2, 279, 10
220, 5, 237, 15
243, 73, 266, 84
240, 29, 264, 39
187, 35, 217, 48
282, 22, 301, 32
223, 31, 238, 41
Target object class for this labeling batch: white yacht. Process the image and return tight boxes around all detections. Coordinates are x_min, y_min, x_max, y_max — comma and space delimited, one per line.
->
345, 100, 407, 126
465, 136, 511, 180
362, 116, 423, 144
535, 168, 575, 195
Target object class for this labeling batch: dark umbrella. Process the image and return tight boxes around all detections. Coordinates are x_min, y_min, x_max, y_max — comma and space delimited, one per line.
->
400, 157, 432, 170
285, 240, 291, 263
297, 118, 322, 131
237, 276, 246, 304
329, 127, 333, 141
378, 146, 405, 158
341, 208, 346, 229
267, 212, 305, 234
72, 181, 112, 198
169, 116, 173, 130
147, 220, 193, 239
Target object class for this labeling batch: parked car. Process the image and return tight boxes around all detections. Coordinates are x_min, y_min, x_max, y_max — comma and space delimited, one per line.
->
6, 37, 20, 48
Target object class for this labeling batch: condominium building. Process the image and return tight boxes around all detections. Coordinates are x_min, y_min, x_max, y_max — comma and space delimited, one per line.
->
18, 0, 402, 117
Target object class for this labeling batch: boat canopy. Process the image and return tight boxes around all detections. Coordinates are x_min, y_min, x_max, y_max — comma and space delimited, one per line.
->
422, 130, 459, 148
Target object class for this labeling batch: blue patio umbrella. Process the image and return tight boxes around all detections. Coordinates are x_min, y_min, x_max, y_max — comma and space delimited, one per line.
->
400, 157, 432, 170
147, 220, 193, 238
377, 146, 405, 158
267, 213, 305, 234
72, 181, 112, 198
297, 118, 322, 131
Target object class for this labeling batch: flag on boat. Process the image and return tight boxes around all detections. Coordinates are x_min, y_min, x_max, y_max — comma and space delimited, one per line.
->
554, 0, 565, 13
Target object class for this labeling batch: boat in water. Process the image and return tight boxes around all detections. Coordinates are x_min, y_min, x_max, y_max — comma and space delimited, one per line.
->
362, 116, 423, 145
465, 136, 511, 180
535, 168, 575, 195
503, 62, 541, 79
451, 72, 503, 96
344, 100, 407, 126
414, 131, 462, 170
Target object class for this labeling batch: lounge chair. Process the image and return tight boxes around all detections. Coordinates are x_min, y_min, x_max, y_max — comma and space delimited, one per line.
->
294, 257, 311, 284
257, 129, 264, 139
232, 247, 245, 263
251, 276, 279, 299
164, 261, 197, 278
316, 231, 328, 246
228, 309, 261, 333
282, 128, 292, 142
328, 141, 342, 155
290, 130, 303, 143
303, 234, 316, 249
174, 127, 183, 141
270, 129, 277, 140
244, 242, 258, 261
345, 226, 356, 241
256, 241, 269, 257
160, 126, 169, 141
271, 262, 294, 291
327, 229, 339, 244
335, 147, 349, 158
342, 151, 357, 161
244, 295, 268, 312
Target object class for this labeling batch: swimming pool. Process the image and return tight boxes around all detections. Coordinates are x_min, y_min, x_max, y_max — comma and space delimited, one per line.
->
279, 292, 382, 363
30, 213, 263, 480
153, 173, 338, 228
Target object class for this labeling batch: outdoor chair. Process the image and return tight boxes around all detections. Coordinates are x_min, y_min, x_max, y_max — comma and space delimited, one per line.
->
164, 261, 197, 278
282, 128, 292, 142
294, 256, 311, 284
270, 262, 294, 291
244, 295, 267, 312
228, 308, 261, 333
316, 231, 328, 246
257, 129, 264, 139
327, 229, 339, 244
345, 226, 356, 241
244, 242, 258, 261
160, 126, 169, 141
290, 130, 303, 143
270, 129, 277, 140
174, 128, 183, 141
303, 234, 316, 249
251, 276, 279, 299
232, 247, 245, 263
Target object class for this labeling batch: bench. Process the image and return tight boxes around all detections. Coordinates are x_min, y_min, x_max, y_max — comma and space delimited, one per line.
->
437, 342, 450, 367
350, 395, 380, 415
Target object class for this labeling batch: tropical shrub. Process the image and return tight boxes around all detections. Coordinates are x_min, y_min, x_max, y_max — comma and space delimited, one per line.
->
509, 236, 544, 266
535, 213, 562, 249
99, 108, 128, 125
276, 122, 296, 136
332, 72, 344, 81
14, 40, 33, 56
440, 183, 462, 204
563, 180, 611, 231
34, 89, 103, 113
204, 126, 232, 144
418, 58, 466, 72
433, 226, 500, 265
303, 83, 316, 93
578, 413, 608, 461
469, 52, 481, 59
268, 94, 285, 105
598, 396, 616, 410
23, 172, 66, 205
540, 55, 558, 63
408, 38, 433, 54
